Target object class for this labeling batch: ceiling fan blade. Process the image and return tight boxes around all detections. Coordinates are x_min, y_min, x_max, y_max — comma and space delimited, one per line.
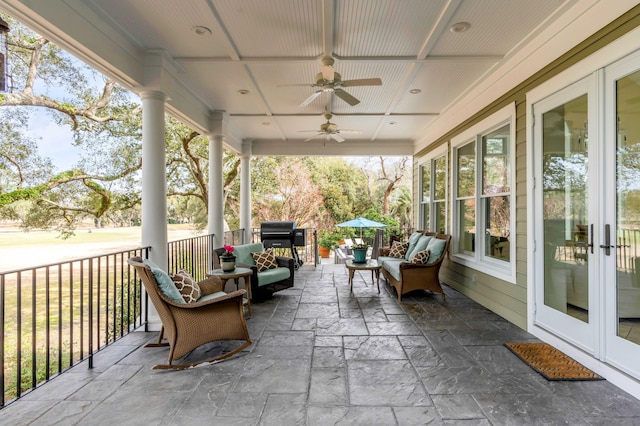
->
304, 133, 324, 142
334, 88, 360, 106
341, 78, 382, 87
299, 91, 322, 107
331, 133, 346, 143
339, 130, 362, 134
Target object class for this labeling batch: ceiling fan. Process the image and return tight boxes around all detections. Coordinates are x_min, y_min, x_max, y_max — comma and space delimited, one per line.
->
279, 57, 382, 107
299, 112, 362, 143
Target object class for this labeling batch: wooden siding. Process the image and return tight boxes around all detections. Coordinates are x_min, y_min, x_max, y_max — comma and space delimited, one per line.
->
416, 5, 640, 330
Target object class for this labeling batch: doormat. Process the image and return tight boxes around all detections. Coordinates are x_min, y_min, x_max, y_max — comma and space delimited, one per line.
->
505, 342, 603, 381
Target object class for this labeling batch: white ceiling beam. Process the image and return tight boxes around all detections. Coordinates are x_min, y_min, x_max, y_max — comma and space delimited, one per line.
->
204, 0, 240, 61
322, 0, 335, 57
416, 0, 463, 60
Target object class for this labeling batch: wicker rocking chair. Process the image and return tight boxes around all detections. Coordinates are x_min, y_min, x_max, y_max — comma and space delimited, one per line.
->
128, 256, 252, 370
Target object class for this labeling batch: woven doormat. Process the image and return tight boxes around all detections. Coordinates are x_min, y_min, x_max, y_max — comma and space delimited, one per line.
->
505, 342, 603, 381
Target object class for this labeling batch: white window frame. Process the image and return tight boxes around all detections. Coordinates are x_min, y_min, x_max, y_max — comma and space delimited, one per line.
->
451, 103, 516, 283
418, 144, 448, 233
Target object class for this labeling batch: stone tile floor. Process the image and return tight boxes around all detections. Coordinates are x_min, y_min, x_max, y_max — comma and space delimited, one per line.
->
2, 264, 640, 425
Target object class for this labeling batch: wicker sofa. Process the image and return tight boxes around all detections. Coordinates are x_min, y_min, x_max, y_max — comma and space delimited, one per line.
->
214, 243, 295, 302
378, 231, 451, 301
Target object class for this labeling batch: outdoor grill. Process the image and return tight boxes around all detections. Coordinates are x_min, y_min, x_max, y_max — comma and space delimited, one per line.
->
260, 221, 305, 268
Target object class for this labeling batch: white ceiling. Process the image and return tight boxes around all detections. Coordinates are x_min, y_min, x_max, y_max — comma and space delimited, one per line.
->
0, 0, 632, 155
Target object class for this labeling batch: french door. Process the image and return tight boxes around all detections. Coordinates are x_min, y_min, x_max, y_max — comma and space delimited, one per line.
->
533, 50, 640, 378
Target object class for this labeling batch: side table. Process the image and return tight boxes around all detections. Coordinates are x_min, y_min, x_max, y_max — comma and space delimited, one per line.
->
345, 259, 382, 293
207, 267, 253, 317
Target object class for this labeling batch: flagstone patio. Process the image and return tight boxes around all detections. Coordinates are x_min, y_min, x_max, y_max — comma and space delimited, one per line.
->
2, 264, 640, 425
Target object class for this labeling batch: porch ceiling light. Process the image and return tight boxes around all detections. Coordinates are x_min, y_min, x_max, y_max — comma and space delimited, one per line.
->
450, 22, 471, 33
238, 89, 250, 95
192, 26, 211, 37
409, 89, 422, 94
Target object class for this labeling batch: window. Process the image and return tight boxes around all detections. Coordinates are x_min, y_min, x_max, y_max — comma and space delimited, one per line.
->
419, 145, 447, 233
451, 104, 515, 282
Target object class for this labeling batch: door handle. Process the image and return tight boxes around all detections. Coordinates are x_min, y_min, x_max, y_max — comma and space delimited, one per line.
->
600, 224, 612, 256
589, 224, 594, 254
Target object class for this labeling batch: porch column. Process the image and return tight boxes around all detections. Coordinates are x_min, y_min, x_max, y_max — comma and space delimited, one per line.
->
240, 140, 252, 243
140, 90, 167, 331
208, 134, 224, 249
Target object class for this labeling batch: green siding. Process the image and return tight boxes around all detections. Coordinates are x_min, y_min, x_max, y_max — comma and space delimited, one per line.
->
415, 5, 640, 331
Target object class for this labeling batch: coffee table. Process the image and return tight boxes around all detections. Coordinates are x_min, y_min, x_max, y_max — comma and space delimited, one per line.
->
207, 267, 253, 317
345, 259, 382, 293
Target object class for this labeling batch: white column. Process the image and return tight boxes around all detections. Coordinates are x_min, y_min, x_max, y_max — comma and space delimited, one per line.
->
140, 90, 167, 332
208, 134, 225, 249
240, 141, 252, 243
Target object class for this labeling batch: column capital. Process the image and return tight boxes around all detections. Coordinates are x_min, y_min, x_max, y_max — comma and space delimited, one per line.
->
139, 90, 166, 102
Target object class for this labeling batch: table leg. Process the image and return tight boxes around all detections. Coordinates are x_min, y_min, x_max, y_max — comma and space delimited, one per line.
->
244, 276, 252, 317
375, 269, 380, 293
349, 269, 355, 292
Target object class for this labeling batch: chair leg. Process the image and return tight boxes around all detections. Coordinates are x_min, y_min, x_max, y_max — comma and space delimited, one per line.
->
151, 340, 252, 370
145, 326, 170, 348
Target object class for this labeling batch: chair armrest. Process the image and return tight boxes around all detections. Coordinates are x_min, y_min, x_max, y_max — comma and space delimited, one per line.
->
197, 276, 224, 295
379, 247, 391, 256
275, 256, 294, 270
237, 262, 259, 274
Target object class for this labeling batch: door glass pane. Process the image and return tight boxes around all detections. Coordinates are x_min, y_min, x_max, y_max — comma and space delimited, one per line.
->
542, 94, 589, 322
616, 70, 640, 344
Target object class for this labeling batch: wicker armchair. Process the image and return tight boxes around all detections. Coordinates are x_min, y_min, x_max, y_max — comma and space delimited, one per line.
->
378, 233, 451, 301
128, 256, 251, 370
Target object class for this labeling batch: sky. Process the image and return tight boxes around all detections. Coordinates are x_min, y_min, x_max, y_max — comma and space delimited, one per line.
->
27, 111, 79, 171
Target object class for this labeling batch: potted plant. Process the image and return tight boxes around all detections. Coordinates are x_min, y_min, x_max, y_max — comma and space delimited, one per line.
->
220, 245, 236, 271
318, 230, 340, 258
351, 242, 368, 263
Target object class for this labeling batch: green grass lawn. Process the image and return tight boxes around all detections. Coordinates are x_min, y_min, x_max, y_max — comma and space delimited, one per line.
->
0, 225, 205, 272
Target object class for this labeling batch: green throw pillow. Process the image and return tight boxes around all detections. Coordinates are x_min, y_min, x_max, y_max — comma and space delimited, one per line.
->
426, 238, 447, 264
143, 259, 185, 303
406, 235, 432, 261
405, 232, 424, 260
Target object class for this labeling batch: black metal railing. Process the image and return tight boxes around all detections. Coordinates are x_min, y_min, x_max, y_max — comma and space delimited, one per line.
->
167, 233, 216, 281
0, 230, 238, 408
0, 246, 150, 407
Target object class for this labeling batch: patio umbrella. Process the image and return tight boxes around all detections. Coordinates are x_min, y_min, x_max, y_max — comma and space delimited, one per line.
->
335, 217, 386, 239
